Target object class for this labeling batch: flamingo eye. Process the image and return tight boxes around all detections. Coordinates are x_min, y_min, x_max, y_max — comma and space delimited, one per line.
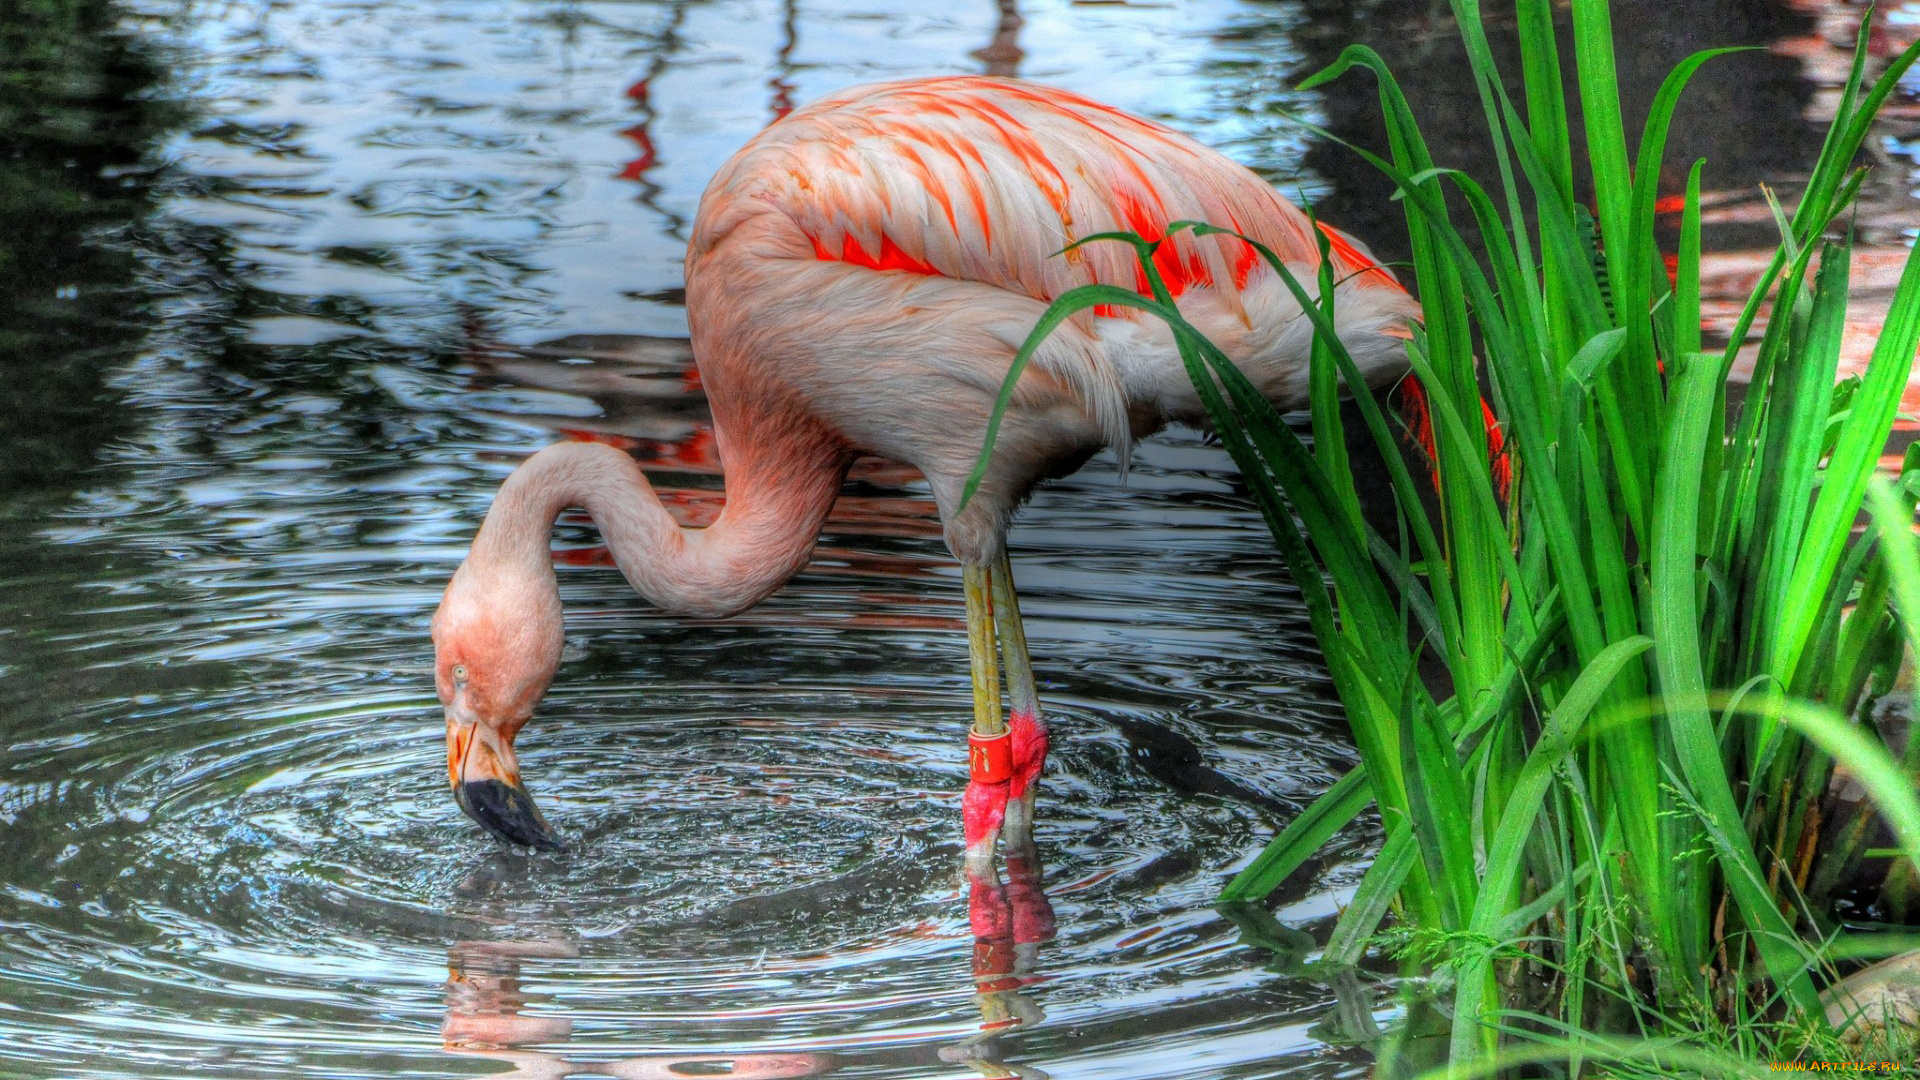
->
451, 664, 469, 685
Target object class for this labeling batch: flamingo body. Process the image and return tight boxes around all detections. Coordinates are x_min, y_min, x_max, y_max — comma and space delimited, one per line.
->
432, 76, 1417, 852
686, 75, 1417, 563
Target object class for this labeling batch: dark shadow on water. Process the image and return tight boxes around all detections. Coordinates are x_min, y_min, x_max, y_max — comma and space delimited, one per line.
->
1272, 0, 1821, 270
0, 0, 184, 502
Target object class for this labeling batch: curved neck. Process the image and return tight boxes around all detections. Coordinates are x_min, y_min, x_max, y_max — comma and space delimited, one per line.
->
471, 439, 849, 618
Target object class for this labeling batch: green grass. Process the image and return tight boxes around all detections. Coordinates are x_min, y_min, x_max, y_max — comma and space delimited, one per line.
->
968, 1, 1920, 1071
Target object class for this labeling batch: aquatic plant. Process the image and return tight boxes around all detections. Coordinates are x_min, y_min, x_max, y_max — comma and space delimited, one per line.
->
975, 0, 1920, 1070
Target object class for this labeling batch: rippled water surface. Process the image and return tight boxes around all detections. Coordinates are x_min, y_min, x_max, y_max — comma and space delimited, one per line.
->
0, 0, 1848, 1077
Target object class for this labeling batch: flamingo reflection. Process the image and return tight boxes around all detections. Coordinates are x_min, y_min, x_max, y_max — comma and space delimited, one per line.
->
441, 856, 1053, 1079
949, 841, 1054, 1079
972, 0, 1024, 78
770, 0, 798, 121
441, 937, 578, 1078
442, 934, 838, 1079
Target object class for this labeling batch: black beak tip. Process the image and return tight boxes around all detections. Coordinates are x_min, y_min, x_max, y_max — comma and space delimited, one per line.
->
457, 779, 566, 852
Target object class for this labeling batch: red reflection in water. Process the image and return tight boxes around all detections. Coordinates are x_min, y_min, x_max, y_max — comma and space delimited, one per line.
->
438, 852, 1055, 1078
619, 77, 659, 181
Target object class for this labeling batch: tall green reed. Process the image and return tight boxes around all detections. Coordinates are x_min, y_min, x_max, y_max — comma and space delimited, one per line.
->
968, 0, 1920, 1067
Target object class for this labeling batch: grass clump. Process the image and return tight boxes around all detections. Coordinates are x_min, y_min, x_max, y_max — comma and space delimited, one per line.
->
973, 0, 1920, 1072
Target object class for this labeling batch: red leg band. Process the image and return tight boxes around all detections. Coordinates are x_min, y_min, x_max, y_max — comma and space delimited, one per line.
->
969, 726, 1013, 783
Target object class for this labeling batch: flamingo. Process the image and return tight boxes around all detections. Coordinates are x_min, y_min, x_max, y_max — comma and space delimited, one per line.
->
431, 76, 1424, 861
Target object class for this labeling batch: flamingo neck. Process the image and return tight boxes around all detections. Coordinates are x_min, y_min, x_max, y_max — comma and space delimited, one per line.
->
471, 439, 847, 619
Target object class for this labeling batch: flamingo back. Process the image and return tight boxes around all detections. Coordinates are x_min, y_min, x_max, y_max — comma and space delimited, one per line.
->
697, 77, 1410, 310
688, 77, 1419, 483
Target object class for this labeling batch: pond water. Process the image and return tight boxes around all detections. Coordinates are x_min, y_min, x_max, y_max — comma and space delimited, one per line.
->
0, 0, 1876, 1077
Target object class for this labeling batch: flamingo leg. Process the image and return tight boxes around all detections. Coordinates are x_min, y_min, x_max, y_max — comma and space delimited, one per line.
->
959, 558, 1057, 1053
963, 562, 1006, 866
961, 555, 1050, 865
989, 551, 1046, 852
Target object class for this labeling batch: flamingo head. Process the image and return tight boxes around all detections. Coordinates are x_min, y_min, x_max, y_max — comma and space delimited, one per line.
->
431, 558, 566, 851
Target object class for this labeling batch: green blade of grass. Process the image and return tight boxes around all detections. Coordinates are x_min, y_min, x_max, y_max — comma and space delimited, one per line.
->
1325, 824, 1417, 966
1869, 476, 1920, 704
959, 279, 1167, 510
1452, 635, 1654, 1059
1618, 47, 1747, 474
1773, 241, 1920, 685
1756, 237, 1852, 689
1219, 766, 1373, 903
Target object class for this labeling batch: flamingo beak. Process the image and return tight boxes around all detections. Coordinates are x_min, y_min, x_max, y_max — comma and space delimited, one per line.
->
447, 716, 565, 852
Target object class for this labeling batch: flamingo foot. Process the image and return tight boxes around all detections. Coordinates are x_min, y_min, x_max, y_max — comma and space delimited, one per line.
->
1001, 709, 1048, 840
963, 779, 1010, 864
1007, 711, 1047, 792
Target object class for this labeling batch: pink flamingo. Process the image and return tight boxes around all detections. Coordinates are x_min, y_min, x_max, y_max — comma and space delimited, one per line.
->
431, 76, 1423, 861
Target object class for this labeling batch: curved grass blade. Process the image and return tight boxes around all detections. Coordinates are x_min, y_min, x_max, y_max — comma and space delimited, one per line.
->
959, 281, 1165, 510
1219, 766, 1373, 903
1325, 825, 1417, 967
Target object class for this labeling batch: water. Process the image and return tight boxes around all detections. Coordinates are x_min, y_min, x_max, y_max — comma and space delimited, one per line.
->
0, 0, 1867, 1077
